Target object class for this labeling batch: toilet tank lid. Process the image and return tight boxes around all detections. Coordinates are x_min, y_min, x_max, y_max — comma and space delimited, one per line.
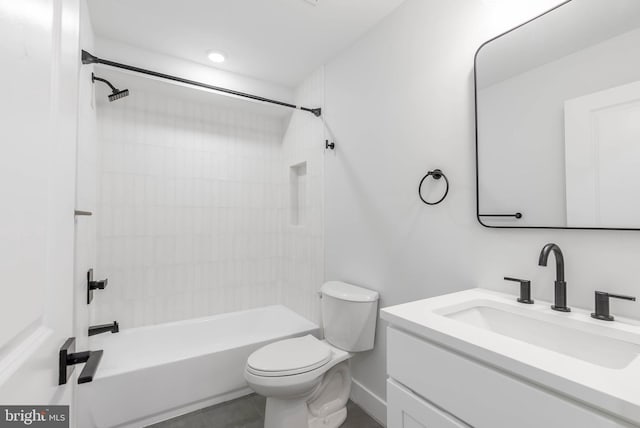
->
321, 281, 379, 302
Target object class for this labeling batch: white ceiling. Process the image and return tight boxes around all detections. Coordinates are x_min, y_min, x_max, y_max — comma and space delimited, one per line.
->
87, 0, 406, 87
477, 0, 640, 89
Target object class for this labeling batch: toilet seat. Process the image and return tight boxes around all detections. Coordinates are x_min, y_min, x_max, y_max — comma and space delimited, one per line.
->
247, 335, 332, 377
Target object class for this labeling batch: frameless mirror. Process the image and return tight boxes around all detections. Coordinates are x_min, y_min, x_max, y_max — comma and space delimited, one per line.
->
475, 0, 640, 229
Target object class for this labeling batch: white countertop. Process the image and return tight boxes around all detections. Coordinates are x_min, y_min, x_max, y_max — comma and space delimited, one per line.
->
381, 288, 640, 425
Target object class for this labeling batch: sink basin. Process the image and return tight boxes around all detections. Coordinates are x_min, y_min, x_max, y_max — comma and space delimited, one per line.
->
444, 304, 640, 369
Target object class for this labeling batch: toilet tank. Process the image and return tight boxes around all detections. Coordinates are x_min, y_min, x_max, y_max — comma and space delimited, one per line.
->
320, 281, 379, 352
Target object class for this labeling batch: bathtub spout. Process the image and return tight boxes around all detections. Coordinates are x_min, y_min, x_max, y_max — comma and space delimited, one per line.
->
89, 321, 119, 336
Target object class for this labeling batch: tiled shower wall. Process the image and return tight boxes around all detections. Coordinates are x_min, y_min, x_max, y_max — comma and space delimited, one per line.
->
95, 89, 283, 327
93, 76, 325, 328
279, 69, 325, 325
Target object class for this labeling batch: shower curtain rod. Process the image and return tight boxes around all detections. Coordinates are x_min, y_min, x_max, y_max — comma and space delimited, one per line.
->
81, 50, 322, 117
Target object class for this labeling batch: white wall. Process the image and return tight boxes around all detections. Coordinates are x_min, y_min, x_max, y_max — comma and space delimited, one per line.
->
321, 0, 640, 419
279, 68, 326, 324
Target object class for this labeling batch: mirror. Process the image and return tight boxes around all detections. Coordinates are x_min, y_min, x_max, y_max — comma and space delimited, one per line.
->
475, 0, 640, 229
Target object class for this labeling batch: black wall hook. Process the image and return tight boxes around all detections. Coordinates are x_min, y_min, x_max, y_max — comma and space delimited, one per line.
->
325, 140, 335, 150
418, 169, 449, 205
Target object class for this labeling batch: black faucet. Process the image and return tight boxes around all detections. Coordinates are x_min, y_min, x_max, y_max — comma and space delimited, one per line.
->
538, 243, 571, 312
88, 321, 119, 337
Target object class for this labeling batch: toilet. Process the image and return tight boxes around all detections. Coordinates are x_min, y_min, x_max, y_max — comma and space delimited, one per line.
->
244, 281, 379, 428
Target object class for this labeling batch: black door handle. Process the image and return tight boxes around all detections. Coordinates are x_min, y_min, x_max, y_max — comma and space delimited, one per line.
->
59, 337, 103, 385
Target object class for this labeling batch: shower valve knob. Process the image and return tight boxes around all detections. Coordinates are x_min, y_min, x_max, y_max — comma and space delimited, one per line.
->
90, 278, 108, 290
87, 268, 108, 304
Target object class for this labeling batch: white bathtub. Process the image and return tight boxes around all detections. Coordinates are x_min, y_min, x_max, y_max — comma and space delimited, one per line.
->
77, 305, 319, 428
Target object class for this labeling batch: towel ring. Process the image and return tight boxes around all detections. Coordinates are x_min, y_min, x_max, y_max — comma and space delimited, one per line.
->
418, 169, 449, 206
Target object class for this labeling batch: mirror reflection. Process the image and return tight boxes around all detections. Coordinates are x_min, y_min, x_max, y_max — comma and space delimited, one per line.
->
476, 0, 640, 229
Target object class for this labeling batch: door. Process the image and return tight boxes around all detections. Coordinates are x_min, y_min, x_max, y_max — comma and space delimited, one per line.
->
0, 0, 80, 417
565, 80, 640, 227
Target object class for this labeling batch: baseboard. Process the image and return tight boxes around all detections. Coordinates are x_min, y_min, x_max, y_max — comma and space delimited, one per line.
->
350, 379, 387, 427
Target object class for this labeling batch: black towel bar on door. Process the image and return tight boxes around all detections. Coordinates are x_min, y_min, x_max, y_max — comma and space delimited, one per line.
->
418, 169, 449, 205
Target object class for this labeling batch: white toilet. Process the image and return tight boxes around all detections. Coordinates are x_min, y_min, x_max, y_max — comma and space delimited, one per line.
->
244, 281, 379, 428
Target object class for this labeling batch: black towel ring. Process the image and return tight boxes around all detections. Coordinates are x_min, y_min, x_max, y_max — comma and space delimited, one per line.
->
418, 169, 449, 206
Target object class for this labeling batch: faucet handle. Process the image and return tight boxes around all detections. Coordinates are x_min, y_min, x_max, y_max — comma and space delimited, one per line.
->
87, 268, 109, 304
608, 293, 636, 301
504, 277, 534, 304
591, 291, 636, 321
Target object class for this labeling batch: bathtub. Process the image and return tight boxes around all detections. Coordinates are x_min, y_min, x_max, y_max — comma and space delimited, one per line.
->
77, 305, 319, 428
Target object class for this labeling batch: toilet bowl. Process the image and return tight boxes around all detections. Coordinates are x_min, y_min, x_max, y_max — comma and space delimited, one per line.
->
244, 281, 379, 428
245, 335, 351, 428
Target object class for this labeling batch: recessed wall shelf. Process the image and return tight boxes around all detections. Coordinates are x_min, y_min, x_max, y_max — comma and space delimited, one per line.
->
290, 162, 308, 226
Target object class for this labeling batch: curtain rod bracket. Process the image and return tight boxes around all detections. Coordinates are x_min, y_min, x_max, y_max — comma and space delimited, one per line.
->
80, 50, 322, 117
81, 50, 98, 65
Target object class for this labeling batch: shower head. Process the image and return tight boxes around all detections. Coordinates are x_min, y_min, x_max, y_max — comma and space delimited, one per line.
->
92, 73, 129, 102
108, 88, 129, 102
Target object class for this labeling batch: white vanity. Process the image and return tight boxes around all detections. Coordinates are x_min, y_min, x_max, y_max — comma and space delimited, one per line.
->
381, 289, 640, 428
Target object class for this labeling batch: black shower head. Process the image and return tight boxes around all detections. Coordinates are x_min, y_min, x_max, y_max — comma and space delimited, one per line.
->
92, 73, 129, 102
108, 88, 129, 102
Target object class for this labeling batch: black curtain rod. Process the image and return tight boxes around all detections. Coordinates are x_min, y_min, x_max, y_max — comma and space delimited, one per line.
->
81, 50, 322, 117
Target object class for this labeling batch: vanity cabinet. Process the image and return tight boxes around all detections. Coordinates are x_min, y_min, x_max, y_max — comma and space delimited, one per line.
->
387, 379, 469, 428
386, 327, 633, 428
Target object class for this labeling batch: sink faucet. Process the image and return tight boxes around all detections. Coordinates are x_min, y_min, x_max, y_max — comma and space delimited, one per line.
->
538, 243, 571, 312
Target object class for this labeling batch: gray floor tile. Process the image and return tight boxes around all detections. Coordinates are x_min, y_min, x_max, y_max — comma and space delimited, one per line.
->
342, 401, 384, 428
247, 394, 266, 418
148, 395, 262, 428
147, 393, 383, 428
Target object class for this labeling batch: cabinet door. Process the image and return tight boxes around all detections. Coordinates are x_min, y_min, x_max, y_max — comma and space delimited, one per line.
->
387, 379, 470, 428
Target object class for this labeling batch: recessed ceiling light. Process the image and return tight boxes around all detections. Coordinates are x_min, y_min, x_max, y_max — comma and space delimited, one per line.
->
207, 51, 226, 63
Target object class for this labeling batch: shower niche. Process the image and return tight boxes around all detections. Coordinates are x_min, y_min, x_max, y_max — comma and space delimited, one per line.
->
290, 162, 308, 226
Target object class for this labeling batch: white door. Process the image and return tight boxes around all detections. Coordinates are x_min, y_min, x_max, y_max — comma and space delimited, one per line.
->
565, 80, 640, 228
0, 0, 80, 417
